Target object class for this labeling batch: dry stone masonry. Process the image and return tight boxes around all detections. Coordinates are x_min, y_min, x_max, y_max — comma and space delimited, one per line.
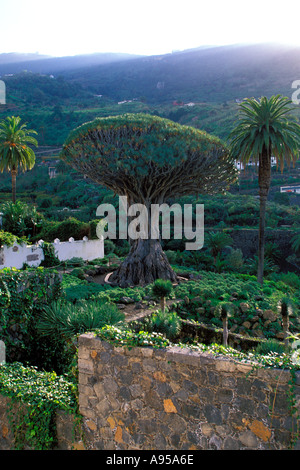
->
78, 333, 300, 450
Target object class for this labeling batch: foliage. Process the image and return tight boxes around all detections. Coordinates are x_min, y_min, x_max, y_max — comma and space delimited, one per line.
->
144, 308, 182, 340
228, 95, 300, 284
173, 269, 300, 338
0, 200, 43, 239
40, 241, 60, 267
228, 95, 300, 170
0, 362, 78, 450
152, 278, 173, 297
245, 255, 279, 276
0, 267, 64, 364
34, 217, 92, 242
0, 116, 38, 202
214, 301, 234, 319
36, 300, 125, 340
205, 231, 233, 259
94, 324, 170, 349
0, 230, 26, 248
61, 113, 237, 203
255, 339, 286, 355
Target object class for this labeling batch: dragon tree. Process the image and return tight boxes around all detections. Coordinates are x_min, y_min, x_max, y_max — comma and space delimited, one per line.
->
60, 114, 237, 286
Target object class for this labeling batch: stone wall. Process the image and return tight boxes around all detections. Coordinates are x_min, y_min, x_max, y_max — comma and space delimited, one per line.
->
78, 333, 300, 450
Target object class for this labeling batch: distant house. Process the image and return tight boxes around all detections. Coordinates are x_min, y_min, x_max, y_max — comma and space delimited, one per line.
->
235, 156, 277, 170
280, 185, 300, 194
48, 167, 57, 179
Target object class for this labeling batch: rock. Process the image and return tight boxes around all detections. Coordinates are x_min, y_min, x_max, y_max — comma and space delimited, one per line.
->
195, 307, 205, 314
239, 303, 250, 314
251, 316, 260, 322
119, 296, 135, 304
263, 310, 277, 322
242, 321, 251, 329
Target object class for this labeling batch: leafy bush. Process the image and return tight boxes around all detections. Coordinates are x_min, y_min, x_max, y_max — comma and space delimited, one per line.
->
0, 201, 43, 239
33, 217, 91, 242
0, 230, 27, 248
152, 279, 173, 311
0, 362, 77, 450
36, 300, 125, 339
144, 308, 182, 340
40, 241, 60, 267
255, 339, 286, 355
0, 267, 64, 364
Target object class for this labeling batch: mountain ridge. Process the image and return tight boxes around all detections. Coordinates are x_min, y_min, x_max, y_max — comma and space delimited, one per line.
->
1, 43, 300, 105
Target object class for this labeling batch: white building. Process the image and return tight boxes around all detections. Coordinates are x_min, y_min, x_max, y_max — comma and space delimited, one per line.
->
0, 237, 104, 269
235, 156, 277, 170
280, 185, 300, 194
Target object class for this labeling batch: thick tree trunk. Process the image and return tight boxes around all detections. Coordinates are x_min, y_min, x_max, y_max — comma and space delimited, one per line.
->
11, 169, 17, 204
257, 194, 267, 285
109, 238, 178, 287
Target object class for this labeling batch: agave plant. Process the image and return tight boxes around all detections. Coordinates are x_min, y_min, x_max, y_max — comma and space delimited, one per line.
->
147, 308, 181, 341
214, 301, 234, 346
152, 279, 173, 312
277, 297, 293, 349
37, 300, 125, 340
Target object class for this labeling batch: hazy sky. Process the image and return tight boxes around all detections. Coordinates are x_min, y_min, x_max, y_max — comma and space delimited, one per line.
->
1, 0, 300, 57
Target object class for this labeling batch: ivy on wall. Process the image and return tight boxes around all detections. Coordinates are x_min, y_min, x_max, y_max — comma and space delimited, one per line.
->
0, 267, 63, 363
0, 362, 79, 450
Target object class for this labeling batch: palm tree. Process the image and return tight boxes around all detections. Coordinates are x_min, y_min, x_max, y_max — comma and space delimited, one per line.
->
228, 95, 300, 284
205, 231, 233, 268
0, 116, 38, 203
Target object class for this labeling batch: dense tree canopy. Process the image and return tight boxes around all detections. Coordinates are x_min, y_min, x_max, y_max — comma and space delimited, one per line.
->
60, 114, 237, 286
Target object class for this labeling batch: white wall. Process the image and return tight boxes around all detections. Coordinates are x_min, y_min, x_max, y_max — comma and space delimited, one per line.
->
0, 237, 104, 270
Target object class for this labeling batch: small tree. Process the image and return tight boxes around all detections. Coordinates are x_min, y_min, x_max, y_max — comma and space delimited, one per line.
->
152, 278, 173, 312
205, 231, 233, 268
214, 301, 234, 346
278, 297, 293, 350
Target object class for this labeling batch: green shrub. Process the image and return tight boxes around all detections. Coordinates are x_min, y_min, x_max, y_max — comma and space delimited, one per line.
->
65, 257, 85, 267
0, 268, 64, 364
0, 362, 77, 450
0, 201, 43, 239
144, 309, 182, 340
278, 272, 300, 290
70, 267, 85, 280
152, 279, 173, 311
255, 339, 286, 355
0, 230, 27, 248
40, 242, 60, 267
36, 300, 125, 339
34, 217, 90, 242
